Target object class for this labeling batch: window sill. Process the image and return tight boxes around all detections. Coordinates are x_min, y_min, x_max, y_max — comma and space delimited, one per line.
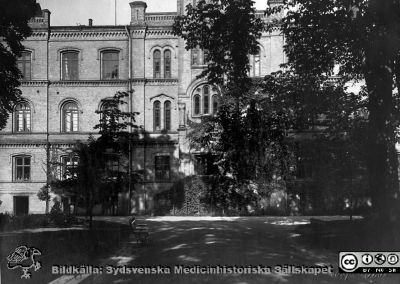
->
13, 180, 32, 183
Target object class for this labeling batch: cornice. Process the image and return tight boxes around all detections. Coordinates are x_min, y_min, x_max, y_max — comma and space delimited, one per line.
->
50, 80, 129, 87
0, 143, 47, 148
147, 78, 178, 86
146, 29, 175, 36
50, 31, 127, 39
20, 80, 49, 87
130, 78, 178, 86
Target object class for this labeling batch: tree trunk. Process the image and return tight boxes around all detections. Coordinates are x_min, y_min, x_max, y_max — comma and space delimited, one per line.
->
365, 40, 400, 225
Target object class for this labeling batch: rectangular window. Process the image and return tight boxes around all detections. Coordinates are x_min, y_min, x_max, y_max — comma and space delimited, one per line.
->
61, 156, 78, 180
13, 196, 29, 215
191, 49, 199, 65
14, 156, 31, 181
155, 155, 170, 181
105, 155, 119, 179
17, 51, 31, 80
203, 49, 210, 64
102, 51, 119, 79
61, 52, 79, 80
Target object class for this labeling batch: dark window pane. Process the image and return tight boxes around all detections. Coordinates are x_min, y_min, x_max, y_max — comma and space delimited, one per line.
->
212, 95, 218, 115
164, 101, 171, 131
203, 85, 209, 114
153, 101, 161, 131
194, 95, 200, 115
154, 50, 161, 78
164, 50, 171, 78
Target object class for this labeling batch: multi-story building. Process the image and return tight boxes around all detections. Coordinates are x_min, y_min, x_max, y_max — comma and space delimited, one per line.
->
0, 0, 285, 215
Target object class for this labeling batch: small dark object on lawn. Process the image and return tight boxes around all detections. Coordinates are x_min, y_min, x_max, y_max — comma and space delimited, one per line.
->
129, 217, 149, 244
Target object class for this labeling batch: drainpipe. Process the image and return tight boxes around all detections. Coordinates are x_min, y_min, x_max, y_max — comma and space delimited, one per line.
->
45, 12, 51, 214
143, 26, 147, 215
125, 25, 132, 215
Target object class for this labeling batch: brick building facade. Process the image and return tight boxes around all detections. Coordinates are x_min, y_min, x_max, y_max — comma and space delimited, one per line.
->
0, 0, 285, 215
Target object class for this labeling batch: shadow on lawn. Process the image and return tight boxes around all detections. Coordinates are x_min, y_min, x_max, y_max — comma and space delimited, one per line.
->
0, 221, 130, 284
88, 219, 341, 284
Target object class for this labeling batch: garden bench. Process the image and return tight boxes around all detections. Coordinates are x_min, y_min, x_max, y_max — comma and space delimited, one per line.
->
129, 217, 149, 243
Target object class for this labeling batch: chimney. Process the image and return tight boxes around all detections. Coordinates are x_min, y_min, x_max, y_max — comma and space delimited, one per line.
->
89, 19, 93, 26
130, 1, 147, 25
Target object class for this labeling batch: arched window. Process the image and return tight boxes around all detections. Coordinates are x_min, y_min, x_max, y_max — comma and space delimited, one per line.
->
192, 84, 219, 116
194, 95, 201, 115
100, 100, 113, 127
61, 51, 79, 80
203, 85, 209, 114
62, 101, 79, 132
212, 95, 219, 115
14, 102, 31, 132
153, 101, 161, 131
164, 100, 171, 131
17, 51, 31, 80
153, 50, 161, 78
254, 48, 261, 77
101, 51, 119, 79
164, 50, 171, 78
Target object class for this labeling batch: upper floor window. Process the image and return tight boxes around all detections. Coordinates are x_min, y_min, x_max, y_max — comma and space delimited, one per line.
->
164, 50, 171, 78
191, 48, 209, 66
155, 155, 170, 181
192, 85, 219, 116
62, 101, 79, 132
14, 156, 31, 182
164, 101, 171, 131
14, 102, 31, 132
153, 100, 161, 131
101, 51, 119, 80
61, 51, 79, 80
17, 51, 31, 80
153, 50, 161, 78
249, 48, 261, 77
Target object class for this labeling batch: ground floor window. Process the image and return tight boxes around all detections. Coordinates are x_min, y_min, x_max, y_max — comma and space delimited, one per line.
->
155, 155, 170, 181
13, 196, 29, 215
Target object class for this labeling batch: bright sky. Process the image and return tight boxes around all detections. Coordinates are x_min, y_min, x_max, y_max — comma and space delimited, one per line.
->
36, 0, 268, 26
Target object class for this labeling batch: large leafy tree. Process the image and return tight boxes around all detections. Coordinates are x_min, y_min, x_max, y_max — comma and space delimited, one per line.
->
267, 0, 400, 223
51, 92, 139, 226
0, 0, 37, 129
174, 0, 265, 179
174, 0, 284, 211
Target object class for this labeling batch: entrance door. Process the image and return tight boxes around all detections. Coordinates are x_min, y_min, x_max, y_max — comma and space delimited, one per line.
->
13, 196, 29, 215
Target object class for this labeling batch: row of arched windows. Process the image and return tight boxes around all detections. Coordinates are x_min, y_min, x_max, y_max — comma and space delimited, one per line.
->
13, 99, 175, 133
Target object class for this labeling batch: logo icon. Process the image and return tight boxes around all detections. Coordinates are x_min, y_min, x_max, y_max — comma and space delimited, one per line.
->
362, 254, 373, 265
341, 254, 358, 272
6, 246, 42, 279
387, 254, 399, 265
374, 254, 386, 265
